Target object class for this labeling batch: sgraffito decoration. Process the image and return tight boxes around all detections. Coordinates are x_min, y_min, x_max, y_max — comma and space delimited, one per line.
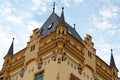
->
19, 68, 25, 78
38, 58, 43, 69
78, 64, 82, 74
62, 52, 67, 61
51, 52, 56, 61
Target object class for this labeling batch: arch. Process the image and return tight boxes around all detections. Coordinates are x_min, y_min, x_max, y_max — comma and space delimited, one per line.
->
26, 58, 36, 67
84, 64, 94, 73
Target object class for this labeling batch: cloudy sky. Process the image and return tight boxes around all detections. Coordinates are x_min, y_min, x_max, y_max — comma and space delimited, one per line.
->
0, 0, 120, 75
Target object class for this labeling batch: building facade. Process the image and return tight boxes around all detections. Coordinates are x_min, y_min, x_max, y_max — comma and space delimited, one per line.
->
0, 7, 119, 80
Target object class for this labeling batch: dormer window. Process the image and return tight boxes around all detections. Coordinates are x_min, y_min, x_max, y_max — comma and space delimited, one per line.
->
48, 23, 53, 30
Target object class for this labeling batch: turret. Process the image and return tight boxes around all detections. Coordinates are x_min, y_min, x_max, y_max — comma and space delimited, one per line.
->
2, 38, 14, 79
110, 49, 118, 80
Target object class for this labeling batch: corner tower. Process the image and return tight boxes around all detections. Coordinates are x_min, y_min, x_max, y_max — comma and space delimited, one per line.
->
2, 38, 14, 79
110, 49, 118, 79
37, 7, 84, 80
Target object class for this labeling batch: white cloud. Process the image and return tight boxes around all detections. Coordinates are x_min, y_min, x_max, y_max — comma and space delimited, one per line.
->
91, 15, 113, 31
62, 0, 84, 6
99, 6, 119, 19
62, 0, 70, 7
0, 1, 15, 17
74, 0, 84, 4
27, 20, 42, 31
6, 16, 23, 25
91, 5, 120, 31
31, 0, 47, 14
32, 0, 41, 6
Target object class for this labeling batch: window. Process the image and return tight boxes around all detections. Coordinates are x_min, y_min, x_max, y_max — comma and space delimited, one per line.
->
62, 31, 64, 34
67, 60, 70, 65
7, 60, 9, 63
87, 74, 89, 79
83, 72, 86, 77
31, 44, 35, 51
36, 72, 44, 80
88, 51, 92, 58
74, 66, 76, 70
71, 63, 73, 67
48, 23, 53, 29
58, 30, 60, 34
113, 72, 115, 75
16, 76, 18, 80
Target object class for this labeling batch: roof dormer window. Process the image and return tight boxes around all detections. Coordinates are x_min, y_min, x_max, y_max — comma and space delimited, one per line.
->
48, 23, 53, 30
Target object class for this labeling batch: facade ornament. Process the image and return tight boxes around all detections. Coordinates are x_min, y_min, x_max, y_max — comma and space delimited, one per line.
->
19, 68, 25, 78
62, 52, 67, 61
51, 52, 56, 61
38, 58, 43, 69
7, 76, 11, 80
78, 64, 82, 74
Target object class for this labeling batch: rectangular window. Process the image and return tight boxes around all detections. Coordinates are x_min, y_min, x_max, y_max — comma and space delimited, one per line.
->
31, 44, 35, 51
36, 72, 44, 80
88, 51, 92, 58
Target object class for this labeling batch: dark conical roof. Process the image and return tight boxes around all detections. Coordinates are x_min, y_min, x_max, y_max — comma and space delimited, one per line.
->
59, 7, 65, 25
6, 38, 14, 56
40, 7, 82, 42
110, 49, 117, 68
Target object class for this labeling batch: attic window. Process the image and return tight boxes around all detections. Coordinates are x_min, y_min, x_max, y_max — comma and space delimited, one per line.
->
48, 23, 53, 29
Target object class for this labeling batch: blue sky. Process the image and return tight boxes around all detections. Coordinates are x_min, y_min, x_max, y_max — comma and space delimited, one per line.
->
0, 0, 120, 76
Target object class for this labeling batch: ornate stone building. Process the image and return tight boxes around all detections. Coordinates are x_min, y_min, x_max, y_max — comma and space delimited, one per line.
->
0, 6, 119, 80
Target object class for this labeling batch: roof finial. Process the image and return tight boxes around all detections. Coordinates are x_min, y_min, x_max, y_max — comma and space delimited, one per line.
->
62, 7, 64, 12
111, 49, 113, 54
13, 37, 15, 41
74, 24, 76, 30
53, 2, 56, 12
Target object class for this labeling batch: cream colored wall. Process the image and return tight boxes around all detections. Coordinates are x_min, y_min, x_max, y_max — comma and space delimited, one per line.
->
84, 47, 96, 70
58, 58, 94, 80
23, 60, 37, 80
83, 66, 94, 80
22, 52, 59, 80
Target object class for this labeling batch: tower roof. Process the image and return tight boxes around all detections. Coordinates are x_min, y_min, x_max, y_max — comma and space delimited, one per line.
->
59, 7, 65, 25
6, 38, 14, 56
110, 49, 117, 68
40, 7, 82, 42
